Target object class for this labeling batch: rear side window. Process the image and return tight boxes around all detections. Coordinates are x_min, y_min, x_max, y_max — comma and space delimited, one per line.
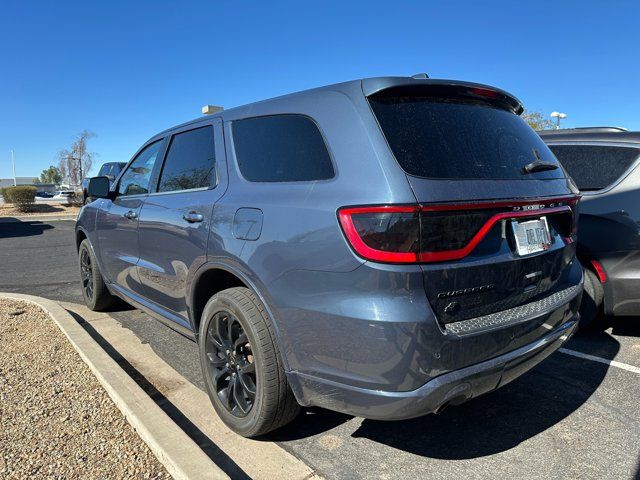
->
232, 115, 334, 182
158, 126, 215, 192
369, 94, 564, 180
548, 145, 640, 191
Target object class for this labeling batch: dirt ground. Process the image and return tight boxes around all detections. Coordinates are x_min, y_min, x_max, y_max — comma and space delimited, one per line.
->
0, 203, 80, 217
0, 298, 170, 479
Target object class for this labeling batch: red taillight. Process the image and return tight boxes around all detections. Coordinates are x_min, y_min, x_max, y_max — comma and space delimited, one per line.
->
338, 206, 421, 263
338, 197, 579, 264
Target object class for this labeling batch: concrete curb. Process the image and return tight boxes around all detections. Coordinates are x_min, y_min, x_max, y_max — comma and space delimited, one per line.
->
0, 215, 77, 223
1, 292, 229, 480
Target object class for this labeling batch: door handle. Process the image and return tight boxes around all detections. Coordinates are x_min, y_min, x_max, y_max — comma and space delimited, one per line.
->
124, 210, 138, 220
183, 211, 204, 223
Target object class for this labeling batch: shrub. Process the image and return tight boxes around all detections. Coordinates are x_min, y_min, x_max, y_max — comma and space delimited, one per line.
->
2, 186, 37, 212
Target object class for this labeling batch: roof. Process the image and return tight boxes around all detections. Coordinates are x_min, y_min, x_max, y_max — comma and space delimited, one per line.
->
538, 127, 640, 144
156, 76, 524, 136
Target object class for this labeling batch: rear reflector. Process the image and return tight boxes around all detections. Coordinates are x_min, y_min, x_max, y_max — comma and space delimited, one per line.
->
590, 259, 607, 283
338, 197, 579, 264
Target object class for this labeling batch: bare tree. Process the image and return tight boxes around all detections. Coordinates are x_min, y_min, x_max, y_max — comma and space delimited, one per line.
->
56, 130, 96, 187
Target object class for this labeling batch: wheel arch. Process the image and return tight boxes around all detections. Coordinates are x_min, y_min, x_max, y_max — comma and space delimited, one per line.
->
188, 262, 292, 371
75, 226, 89, 251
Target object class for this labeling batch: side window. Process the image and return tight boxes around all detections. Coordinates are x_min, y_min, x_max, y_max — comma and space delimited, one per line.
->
157, 126, 215, 192
549, 145, 640, 191
232, 115, 334, 182
118, 140, 163, 196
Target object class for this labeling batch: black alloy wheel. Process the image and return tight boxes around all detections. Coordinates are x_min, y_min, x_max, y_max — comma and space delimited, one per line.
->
80, 248, 94, 301
204, 311, 257, 417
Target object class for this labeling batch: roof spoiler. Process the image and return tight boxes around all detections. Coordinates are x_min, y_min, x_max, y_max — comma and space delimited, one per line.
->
362, 77, 524, 115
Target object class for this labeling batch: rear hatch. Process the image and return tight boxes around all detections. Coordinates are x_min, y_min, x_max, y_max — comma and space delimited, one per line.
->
364, 82, 580, 329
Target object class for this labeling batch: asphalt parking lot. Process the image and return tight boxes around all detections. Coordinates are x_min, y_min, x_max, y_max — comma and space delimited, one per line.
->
1, 218, 639, 479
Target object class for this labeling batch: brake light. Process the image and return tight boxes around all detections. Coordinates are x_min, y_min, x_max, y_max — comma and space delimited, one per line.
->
338, 206, 421, 263
469, 87, 501, 98
338, 197, 578, 264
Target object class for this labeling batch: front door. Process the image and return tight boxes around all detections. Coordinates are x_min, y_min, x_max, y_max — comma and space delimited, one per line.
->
96, 138, 165, 296
137, 119, 227, 324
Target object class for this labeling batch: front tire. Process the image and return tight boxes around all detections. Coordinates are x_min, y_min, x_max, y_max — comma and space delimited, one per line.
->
199, 287, 300, 437
78, 239, 116, 311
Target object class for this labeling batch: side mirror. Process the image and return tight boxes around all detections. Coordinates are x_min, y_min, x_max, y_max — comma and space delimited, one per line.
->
87, 176, 111, 199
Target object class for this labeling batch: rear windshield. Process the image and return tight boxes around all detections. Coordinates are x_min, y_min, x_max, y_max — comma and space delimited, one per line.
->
548, 144, 640, 191
368, 94, 564, 180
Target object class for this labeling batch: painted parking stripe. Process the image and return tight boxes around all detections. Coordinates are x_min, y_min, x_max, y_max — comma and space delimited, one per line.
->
559, 348, 640, 374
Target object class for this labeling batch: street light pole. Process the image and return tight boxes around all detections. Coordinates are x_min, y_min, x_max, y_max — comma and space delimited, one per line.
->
11, 150, 16, 186
550, 111, 567, 130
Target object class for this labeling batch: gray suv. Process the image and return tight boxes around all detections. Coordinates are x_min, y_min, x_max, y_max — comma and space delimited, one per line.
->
77, 76, 583, 437
540, 127, 640, 325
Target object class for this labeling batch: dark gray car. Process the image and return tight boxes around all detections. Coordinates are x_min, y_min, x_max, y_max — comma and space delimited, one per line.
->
540, 127, 640, 325
77, 76, 583, 437
81, 162, 126, 204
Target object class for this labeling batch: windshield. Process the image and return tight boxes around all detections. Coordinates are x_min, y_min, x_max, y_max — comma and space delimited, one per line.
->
369, 94, 564, 180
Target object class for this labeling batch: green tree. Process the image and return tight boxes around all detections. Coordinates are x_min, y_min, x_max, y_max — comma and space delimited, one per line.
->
521, 110, 555, 131
40, 165, 63, 184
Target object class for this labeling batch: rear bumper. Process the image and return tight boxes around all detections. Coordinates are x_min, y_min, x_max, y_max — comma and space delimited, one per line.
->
287, 314, 579, 420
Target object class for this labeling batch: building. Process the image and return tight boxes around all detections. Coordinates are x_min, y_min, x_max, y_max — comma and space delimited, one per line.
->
0, 178, 57, 194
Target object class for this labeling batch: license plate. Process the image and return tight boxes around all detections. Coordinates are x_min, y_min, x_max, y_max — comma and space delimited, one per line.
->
511, 217, 551, 256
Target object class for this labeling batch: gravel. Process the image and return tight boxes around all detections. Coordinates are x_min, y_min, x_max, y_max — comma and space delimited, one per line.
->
0, 298, 171, 479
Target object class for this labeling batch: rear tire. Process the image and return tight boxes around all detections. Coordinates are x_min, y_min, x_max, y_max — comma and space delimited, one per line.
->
579, 267, 604, 328
78, 239, 116, 311
199, 287, 300, 437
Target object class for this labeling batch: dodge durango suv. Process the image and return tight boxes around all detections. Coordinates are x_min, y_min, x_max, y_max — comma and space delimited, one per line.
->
76, 76, 583, 437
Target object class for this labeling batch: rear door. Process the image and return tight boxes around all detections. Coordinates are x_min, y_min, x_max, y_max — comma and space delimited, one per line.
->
367, 85, 579, 327
137, 118, 226, 325
96, 139, 166, 295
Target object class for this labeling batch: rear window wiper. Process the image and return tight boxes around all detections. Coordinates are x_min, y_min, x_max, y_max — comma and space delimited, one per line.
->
522, 148, 559, 174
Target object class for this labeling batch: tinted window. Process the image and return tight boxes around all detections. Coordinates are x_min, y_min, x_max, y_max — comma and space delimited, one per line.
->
232, 115, 334, 182
158, 126, 216, 192
118, 140, 163, 196
369, 94, 564, 180
548, 145, 640, 191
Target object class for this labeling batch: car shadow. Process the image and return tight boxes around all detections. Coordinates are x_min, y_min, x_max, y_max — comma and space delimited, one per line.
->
273, 331, 618, 459
609, 316, 640, 337
0, 218, 54, 238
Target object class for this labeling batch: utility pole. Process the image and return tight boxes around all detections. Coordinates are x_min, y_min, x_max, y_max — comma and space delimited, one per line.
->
11, 150, 16, 186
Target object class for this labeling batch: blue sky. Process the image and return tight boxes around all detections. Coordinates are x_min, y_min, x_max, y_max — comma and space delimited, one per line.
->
1, 0, 639, 179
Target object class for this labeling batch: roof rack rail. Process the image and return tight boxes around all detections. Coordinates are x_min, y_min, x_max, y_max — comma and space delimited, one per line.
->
571, 126, 627, 132
539, 126, 628, 134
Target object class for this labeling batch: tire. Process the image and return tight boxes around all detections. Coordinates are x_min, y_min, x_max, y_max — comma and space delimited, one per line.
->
579, 267, 604, 328
78, 239, 116, 311
199, 287, 300, 437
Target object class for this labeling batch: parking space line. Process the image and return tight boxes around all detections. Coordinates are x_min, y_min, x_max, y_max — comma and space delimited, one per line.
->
559, 348, 640, 374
